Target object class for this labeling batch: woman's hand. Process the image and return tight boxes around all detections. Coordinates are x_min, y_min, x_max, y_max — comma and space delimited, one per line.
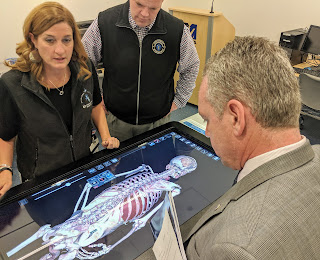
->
101, 137, 120, 149
0, 171, 13, 197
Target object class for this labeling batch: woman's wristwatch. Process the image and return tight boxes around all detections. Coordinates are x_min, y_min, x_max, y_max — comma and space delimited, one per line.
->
0, 164, 13, 174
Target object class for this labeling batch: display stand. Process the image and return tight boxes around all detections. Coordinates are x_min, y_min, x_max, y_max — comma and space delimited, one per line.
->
169, 7, 235, 105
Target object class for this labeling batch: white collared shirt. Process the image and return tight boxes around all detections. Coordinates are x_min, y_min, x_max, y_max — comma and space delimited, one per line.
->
236, 136, 307, 183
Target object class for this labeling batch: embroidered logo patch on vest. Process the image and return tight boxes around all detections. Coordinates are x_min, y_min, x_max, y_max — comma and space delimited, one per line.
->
81, 89, 93, 108
152, 39, 166, 54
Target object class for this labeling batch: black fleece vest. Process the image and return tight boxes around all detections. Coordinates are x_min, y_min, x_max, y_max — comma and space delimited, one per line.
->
98, 1, 184, 125
1, 62, 94, 180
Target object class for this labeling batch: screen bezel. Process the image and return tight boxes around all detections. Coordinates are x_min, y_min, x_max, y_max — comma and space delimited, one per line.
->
0, 121, 212, 208
300, 25, 320, 55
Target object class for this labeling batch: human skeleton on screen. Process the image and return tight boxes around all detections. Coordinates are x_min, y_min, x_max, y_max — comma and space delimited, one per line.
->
7, 155, 197, 260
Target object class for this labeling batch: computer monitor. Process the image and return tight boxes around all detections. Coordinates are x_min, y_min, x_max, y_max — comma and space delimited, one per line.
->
0, 122, 235, 260
300, 25, 320, 55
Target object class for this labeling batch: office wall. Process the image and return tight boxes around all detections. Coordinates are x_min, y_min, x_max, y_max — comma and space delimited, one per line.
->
164, 0, 320, 42
0, 0, 125, 61
1, 0, 320, 61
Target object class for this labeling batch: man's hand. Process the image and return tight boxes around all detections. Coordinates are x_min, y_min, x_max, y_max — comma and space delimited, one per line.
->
0, 171, 13, 197
166, 102, 178, 116
102, 137, 120, 149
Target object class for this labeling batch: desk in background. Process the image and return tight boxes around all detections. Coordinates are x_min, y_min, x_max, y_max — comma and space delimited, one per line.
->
180, 113, 207, 136
293, 59, 320, 77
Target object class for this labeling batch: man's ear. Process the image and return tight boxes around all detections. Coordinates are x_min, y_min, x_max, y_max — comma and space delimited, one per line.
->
226, 99, 246, 137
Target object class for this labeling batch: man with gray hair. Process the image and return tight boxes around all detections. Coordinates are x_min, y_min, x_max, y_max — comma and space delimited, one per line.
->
184, 36, 320, 259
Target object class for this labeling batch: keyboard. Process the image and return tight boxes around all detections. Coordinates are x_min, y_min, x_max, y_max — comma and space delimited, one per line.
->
293, 67, 320, 77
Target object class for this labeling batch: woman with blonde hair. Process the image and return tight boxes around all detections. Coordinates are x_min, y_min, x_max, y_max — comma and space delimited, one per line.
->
0, 2, 119, 197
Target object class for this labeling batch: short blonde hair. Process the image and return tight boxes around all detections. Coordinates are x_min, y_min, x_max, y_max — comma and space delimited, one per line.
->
8, 1, 91, 81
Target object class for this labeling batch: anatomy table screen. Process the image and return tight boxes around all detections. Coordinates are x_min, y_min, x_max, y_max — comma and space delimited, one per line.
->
0, 123, 235, 260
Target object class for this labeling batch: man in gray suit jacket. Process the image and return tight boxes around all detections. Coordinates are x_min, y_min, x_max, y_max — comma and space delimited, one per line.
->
184, 36, 320, 259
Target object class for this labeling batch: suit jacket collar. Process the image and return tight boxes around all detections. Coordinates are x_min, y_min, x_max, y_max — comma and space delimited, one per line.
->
184, 139, 315, 243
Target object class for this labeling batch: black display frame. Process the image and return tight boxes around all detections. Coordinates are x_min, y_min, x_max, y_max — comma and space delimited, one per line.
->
0, 121, 236, 260
0, 121, 211, 208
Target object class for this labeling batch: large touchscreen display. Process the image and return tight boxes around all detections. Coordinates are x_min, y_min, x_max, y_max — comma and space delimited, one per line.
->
0, 128, 235, 260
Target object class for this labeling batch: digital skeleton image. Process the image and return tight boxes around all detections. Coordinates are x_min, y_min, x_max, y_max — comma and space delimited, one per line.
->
7, 155, 197, 260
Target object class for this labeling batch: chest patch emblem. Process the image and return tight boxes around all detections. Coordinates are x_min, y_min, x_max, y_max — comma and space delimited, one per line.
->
152, 39, 166, 54
81, 88, 93, 108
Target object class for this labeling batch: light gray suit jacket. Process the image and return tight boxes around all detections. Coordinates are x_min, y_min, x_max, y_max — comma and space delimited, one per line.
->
185, 140, 320, 260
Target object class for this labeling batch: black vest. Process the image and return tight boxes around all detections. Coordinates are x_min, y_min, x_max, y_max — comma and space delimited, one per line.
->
1, 62, 94, 180
98, 1, 184, 124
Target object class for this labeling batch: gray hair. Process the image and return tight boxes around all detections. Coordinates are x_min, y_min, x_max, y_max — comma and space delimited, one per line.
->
203, 36, 301, 128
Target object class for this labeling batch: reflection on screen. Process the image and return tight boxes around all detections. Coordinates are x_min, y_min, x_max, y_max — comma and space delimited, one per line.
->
0, 131, 224, 260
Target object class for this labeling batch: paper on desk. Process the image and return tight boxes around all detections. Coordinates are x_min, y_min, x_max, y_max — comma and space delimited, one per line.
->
152, 210, 184, 260
168, 191, 187, 260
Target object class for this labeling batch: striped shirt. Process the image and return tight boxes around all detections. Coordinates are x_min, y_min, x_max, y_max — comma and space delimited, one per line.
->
82, 8, 200, 109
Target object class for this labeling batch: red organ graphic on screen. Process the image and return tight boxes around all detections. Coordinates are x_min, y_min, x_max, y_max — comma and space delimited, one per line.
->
7, 155, 197, 259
